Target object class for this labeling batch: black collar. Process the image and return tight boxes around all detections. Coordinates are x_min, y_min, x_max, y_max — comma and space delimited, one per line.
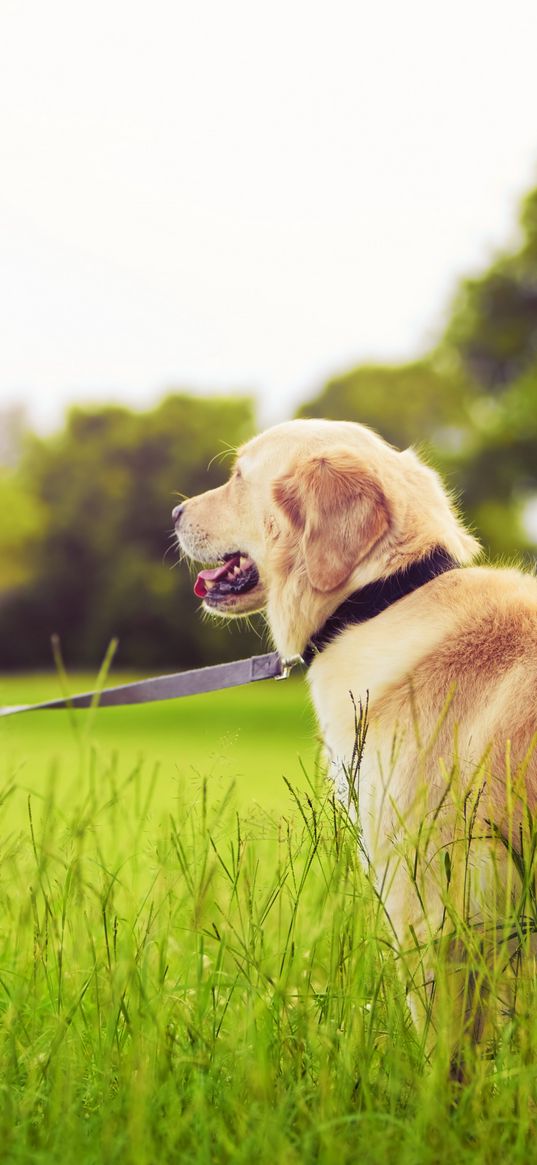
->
302, 546, 458, 668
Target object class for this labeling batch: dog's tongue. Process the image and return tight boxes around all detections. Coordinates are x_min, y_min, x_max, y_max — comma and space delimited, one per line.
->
194, 555, 240, 597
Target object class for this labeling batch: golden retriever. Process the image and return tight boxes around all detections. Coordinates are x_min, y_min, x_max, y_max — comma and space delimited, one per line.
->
174, 417, 537, 1067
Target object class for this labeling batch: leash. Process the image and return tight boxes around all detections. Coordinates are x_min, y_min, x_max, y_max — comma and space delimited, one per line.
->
0, 653, 305, 718
0, 547, 457, 719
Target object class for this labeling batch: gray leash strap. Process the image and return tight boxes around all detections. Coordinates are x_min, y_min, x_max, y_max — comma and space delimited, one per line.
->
0, 651, 298, 718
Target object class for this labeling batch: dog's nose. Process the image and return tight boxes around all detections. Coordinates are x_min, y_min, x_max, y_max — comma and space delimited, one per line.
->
172, 502, 185, 525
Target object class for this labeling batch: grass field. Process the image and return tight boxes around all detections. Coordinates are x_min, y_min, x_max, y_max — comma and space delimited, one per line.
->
0, 671, 318, 818
1, 671, 537, 1163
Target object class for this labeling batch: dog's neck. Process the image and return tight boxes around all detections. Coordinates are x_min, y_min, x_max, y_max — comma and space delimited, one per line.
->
302, 545, 459, 667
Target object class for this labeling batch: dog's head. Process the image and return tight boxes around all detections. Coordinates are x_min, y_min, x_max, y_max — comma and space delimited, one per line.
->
174, 418, 478, 655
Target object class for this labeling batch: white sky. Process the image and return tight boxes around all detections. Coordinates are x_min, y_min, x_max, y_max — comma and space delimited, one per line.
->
1, 0, 537, 431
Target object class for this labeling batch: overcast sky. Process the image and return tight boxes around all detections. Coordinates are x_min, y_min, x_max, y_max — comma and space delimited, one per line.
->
1, 0, 536, 431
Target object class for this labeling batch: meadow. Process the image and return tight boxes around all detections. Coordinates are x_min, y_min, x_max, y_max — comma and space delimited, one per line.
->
0, 672, 536, 1163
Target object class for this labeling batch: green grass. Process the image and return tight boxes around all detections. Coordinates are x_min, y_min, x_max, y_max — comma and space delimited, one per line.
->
0, 672, 317, 821
0, 673, 537, 1163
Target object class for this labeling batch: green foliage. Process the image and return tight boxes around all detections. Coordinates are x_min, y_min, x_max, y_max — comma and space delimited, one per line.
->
0, 394, 258, 669
0, 472, 47, 591
297, 184, 537, 559
443, 188, 537, 392
438, 188, 537, 552
2, 186, 537, 668
0, 674, 316, 814
1, 700, 537, 1163
297, 359, 473, 454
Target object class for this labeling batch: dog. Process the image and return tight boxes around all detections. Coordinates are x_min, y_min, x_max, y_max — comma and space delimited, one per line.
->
174, 417, 537, 1066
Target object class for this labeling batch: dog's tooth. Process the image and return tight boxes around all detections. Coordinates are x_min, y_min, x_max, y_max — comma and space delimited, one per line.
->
234, 565, 241, 576
239, 556, 248, 569
205, 580, 215, 590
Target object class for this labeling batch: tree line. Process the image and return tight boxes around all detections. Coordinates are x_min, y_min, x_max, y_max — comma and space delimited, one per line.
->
1, 187, 536, 670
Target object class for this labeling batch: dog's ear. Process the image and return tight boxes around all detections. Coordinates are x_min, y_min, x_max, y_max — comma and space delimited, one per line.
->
273, 450, 389, 592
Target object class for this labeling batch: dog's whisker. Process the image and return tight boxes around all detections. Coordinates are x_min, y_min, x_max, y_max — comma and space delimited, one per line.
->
207, 443, 238, 472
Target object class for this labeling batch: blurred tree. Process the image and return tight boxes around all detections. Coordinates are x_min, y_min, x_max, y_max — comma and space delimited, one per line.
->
297, 184, 537, 559
3, 185, 537, 672
0, 472, 47, 592
0, 406, 26, 468
443, 188, 537, 391
296, 359, 474, 454
438, 185, 537, 553
0, 394, 259, 670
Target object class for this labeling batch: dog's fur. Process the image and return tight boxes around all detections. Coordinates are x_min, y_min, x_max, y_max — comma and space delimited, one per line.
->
176, 418, 537, 1055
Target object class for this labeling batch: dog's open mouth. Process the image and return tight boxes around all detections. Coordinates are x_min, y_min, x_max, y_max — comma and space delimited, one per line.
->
193, 553, 260, 604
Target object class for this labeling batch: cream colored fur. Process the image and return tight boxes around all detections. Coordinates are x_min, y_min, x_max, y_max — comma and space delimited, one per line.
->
177, 417, 537, 1058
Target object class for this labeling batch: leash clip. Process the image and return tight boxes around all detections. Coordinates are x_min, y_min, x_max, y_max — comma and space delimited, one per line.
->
275, 654, 304, 681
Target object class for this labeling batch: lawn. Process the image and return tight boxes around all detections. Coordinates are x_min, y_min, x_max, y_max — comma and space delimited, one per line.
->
0, 671, 536, 1163
0, 671, 318, 822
